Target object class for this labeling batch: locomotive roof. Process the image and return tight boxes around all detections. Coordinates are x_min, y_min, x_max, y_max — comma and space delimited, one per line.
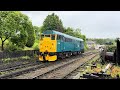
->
42, 30, 83, 41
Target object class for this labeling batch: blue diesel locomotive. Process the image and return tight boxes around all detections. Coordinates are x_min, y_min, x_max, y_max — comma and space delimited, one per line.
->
39, 30, 84, 61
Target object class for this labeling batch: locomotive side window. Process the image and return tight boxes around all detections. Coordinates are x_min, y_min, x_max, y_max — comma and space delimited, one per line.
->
51, 34, 55, 40
61, 36, 64, 41
57, 35, 65, 41
65, 38, 67, 42
65, 38, 72, 42
80, 41, 81, 47
57, 35, 62, 40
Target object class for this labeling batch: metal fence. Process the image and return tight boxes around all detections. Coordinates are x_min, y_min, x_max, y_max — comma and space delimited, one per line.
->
0, 50, 39, 60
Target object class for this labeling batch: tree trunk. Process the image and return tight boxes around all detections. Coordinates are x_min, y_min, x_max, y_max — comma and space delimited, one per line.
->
1, 37, 8, 51
1, 41, 4, 51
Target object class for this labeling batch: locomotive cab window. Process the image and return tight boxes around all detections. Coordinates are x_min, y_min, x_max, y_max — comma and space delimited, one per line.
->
51, 34, 55, 40
45, 35, 50, 37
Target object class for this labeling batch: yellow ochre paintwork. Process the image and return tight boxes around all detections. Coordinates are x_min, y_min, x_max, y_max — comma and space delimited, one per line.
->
39, 35, 57, 61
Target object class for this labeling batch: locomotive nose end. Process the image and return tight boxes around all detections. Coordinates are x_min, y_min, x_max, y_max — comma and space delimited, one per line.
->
39, 36, 57, 61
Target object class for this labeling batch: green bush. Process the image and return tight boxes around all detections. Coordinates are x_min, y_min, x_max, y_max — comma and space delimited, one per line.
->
5, 43, 22, 52
33, 45, 39, 50
32, 42, 39, 50
84, 45, 88, 51
26, 23, 35, 47
32, 39, 39, 50
84, 42, 88, 51
106, 45, 116, 52
26, 35, 35, 47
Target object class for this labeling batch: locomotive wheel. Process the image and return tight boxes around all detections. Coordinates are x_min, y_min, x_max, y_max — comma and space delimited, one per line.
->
65, 53, 69, 58
68, 53, 71, 57
62, 53, 66, 59
77, 52, 80, 55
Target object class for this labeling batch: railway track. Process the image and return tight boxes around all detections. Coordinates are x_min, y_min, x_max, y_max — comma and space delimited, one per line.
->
0, 60, 35, 72
32, 53, 98, 79
63, 56, 100, 79
0, 62, 51, 79
13, 52, 98, 79
0, 62, 39, 72
0, 51, 98, 79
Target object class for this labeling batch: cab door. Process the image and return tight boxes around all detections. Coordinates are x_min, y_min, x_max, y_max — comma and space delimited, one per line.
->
57, 35, 64, 52
60, 36, 64, 52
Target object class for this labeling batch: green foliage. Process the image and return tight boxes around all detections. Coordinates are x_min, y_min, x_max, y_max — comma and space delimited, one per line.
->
41, 13, 64, 33
88, 38, 115, 45
23, 47, 34, 50
64, 27, 88, 50
33, 44, 39, 50
96, 39, 105, 45
0, 11, 35, 51
15, 13, 35, 47
0, 11, 18, 50
106, 45, 116, 52
0, 40, 1, 45
0, 12, 87, 51
34, 26, 41, 39
64, 27, 75, 36
11, 30, 28, 48
10, 12, 29, 48
32, 39, 39, 50
64, 27, 82, 38
25, 21, 35, 47
5, 42, 22, 52
2, 56, 31, 63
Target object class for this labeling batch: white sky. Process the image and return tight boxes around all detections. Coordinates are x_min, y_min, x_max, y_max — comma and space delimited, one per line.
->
21, 11, 120, 39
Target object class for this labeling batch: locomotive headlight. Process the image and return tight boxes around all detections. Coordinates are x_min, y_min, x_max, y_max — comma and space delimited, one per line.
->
52, 43, 54, 47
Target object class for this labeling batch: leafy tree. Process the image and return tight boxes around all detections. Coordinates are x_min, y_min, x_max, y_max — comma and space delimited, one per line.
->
80, 35, 88, 50
11, 30, 28, 48
10, 12, 28, 48
0, 11, 19, 51
64, 27, 88, 50
41, 13, 64, 33
10, 12, 35, 48
64, 27, 74, 36
73, 28, 82, 38
0, 11, 35, 51
90, 38, 115, 45
33, 26, 41, 40
25, 21, 35, 47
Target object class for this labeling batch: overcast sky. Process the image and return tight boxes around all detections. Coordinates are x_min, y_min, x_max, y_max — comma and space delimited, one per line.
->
21, 11, 120, 39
